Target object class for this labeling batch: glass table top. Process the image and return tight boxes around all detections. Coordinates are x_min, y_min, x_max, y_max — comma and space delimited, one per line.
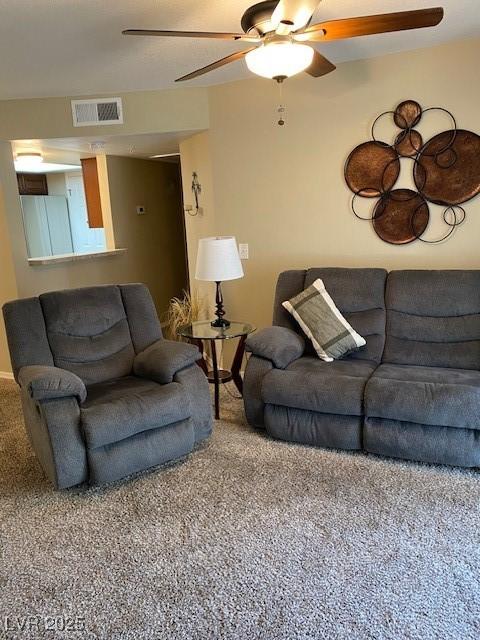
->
177, 320, 255, 341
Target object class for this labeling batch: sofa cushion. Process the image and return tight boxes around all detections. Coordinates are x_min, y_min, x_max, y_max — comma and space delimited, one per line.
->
282, 279, 366, 361
133, 339, 201, 384
384, 270, 480, 370
364, 417, 480, 468
246, 327, 305, 369
81, 376, 191, 449
272, 268, 387, 363
87, 419, 195, 485
365, 363, 480, 430
264, 405, 362, 450
119, 283, 162, 354
40, 285, 135, 385
262, 357, 376, 416
19, 365, 87, 404
2, 296, 54, 382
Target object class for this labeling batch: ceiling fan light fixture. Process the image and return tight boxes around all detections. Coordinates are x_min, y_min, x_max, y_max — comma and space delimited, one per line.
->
245, 41, 314, 79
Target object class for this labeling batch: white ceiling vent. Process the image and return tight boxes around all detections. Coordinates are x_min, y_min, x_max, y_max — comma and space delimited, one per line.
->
71, 97, 123, 127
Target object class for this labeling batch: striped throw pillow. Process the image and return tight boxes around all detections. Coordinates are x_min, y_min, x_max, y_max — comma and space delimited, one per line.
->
282, 279, 366, 362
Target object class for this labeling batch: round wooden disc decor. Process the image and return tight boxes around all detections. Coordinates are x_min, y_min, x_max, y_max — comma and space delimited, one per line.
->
373, 189, 429, 244
393, 100, 422, 129
413, 129, 480, 205
344, 141, 400, 197
394, 129, 423, 157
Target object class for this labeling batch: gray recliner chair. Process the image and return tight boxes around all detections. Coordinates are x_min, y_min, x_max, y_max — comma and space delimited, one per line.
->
3, 284, 212, 488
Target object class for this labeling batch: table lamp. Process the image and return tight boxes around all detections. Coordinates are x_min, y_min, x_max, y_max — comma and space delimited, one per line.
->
195, 236, 244, 328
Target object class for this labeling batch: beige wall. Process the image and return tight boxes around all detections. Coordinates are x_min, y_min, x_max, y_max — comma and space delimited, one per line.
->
179, 37, 480, 333
105, 156, 188, 315
0, 87, 208, 141
0, 143, 19, 373
179, 131, 217, 311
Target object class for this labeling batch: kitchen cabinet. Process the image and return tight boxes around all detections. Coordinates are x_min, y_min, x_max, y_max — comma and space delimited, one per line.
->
81, 158, 103, 228
17, 173, 48, 196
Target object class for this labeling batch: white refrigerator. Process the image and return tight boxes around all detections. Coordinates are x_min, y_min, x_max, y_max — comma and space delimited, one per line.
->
21, 195, 74, 258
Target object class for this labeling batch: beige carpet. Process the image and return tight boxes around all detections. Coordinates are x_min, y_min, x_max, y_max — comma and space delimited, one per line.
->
0, 378, 479, 640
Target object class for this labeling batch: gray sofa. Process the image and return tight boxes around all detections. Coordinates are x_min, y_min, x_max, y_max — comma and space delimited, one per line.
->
3, 284, 212, 488
244, 268, 480, 468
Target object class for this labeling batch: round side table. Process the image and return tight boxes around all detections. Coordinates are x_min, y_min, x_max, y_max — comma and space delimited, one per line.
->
177, 321, 255, 420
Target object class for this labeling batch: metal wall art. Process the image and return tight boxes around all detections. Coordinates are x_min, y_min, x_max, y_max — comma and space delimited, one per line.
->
185, 171, 202, 216
344, 99, 480, 244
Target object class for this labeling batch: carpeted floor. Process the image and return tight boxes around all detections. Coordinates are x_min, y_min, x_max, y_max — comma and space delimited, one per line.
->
0, 378, 479, 640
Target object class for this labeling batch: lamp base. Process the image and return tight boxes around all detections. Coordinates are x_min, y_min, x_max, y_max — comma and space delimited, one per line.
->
211, 281, 230, 329
211, 317, 231, 328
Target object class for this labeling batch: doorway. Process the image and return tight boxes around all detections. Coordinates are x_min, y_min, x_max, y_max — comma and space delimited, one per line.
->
66, 172, 106, 254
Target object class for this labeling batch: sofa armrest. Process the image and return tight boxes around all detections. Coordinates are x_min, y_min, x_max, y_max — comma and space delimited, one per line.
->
133, 339, 201, 384
245, 326, 305, 369
18, 365, 87, 404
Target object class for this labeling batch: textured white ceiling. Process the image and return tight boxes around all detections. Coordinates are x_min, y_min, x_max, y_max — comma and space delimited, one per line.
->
0, 0, 478, 100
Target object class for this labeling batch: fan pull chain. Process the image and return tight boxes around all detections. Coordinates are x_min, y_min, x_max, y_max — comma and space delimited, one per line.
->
276, 77, 286, 126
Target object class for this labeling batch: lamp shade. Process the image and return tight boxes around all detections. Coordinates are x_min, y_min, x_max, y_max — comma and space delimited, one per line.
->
195, 236, 244, 282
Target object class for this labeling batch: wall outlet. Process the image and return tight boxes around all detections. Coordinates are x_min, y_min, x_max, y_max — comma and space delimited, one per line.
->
136, 205, 146, 215
239, 243, 249, 259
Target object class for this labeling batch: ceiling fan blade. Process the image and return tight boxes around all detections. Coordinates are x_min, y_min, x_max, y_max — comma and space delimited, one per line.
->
271, 0, 321, 33
122, 29, 260, 42
175, 48, 257, 82
300, 7, 444, 42
305, 50, 336, 77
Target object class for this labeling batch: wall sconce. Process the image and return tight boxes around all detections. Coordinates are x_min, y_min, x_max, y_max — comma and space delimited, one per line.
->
186, 172, 202, 216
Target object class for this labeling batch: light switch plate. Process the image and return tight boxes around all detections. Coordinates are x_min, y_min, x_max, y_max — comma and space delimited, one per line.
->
239, 243, 249, 259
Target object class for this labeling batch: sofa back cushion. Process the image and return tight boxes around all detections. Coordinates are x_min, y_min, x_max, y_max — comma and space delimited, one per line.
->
384, 270, 480, 370
3, 296, 54, 382
120, 283, 162, 353
40, 285, 135, 385
273, 268, 387, 363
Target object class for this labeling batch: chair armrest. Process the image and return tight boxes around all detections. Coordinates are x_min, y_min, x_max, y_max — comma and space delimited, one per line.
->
133, 339, 201, 384
18, 365, 87, 404
245, 327, 305, 369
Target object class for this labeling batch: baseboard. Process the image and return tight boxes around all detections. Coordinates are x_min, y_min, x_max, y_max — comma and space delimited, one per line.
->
0, 371, 14, 380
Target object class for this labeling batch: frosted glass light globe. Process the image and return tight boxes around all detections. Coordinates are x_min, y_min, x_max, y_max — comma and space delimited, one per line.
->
15, 152, 44, 169
246, 42, 314, 79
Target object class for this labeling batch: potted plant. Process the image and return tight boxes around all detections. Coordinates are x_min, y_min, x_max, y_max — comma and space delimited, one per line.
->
165, 289, 206, 341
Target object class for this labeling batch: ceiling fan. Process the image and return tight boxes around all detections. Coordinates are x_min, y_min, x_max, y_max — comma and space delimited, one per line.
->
123, 1, 444, 83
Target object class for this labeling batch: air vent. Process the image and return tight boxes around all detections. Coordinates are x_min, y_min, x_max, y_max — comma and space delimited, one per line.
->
71, 98, 123, 127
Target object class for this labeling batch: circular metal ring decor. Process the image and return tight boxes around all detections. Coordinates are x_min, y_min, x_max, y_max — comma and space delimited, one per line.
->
394, 129, 423, 158
394, 100, 422, 129
344, 100, 480, 244
373, 189, 430, 245
344, 141, 400, 197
